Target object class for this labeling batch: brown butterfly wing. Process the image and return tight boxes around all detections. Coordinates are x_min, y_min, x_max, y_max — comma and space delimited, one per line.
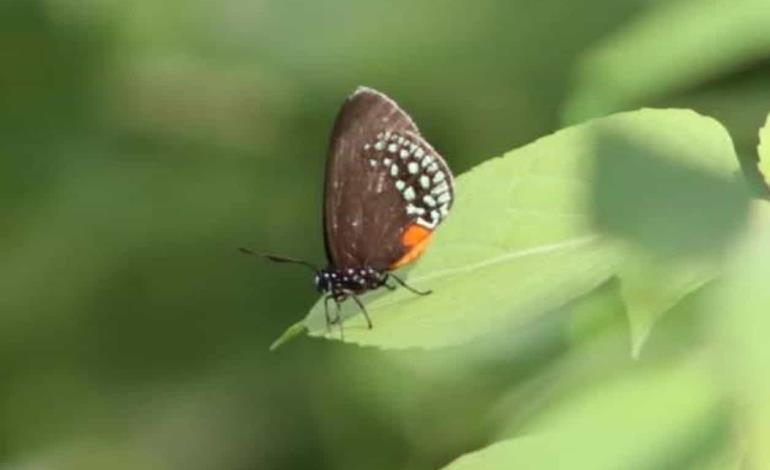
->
323, 87, 455, 271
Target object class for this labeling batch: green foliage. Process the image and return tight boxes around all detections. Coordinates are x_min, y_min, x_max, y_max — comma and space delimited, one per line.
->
275, 109, 747, 353
4, 0, 770, 468
707, 200, 770, 467
443, 358, 726, 469
273, 107, 767, 468
564, 0, 770, 124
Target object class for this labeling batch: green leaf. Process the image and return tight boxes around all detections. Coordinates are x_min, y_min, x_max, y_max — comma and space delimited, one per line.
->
591, 124, 747, 260
707, 200, 770, 466
442, 357, 724, 469
273, 108, 744, 350
563, 0, 770, 123
758, 112, 770, 188
619, 255, 716, 358
588, 110, 747, 356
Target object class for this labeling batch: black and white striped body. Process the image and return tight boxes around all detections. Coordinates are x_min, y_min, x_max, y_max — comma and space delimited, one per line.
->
314, 266, 387, 300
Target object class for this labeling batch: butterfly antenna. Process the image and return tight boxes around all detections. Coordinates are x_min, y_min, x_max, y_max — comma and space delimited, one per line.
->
238, 248, 319, 272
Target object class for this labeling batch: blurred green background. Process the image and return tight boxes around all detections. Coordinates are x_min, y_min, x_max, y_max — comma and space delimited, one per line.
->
2, 0, 769, 468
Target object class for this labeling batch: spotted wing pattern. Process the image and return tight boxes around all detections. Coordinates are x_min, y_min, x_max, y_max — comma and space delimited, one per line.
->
323, 87, 454, 271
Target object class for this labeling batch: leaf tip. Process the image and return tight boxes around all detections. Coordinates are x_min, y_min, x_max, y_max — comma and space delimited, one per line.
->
269, 321, 308, 351
629, 322, 651, 360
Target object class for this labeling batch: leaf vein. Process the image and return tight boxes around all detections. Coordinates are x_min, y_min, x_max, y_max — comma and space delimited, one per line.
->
413, 235, 600, 283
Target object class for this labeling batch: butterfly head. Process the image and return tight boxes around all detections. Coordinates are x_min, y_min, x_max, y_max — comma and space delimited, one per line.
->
314, 270, 332, 293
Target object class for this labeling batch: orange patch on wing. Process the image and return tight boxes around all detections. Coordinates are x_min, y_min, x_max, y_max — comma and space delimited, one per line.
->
390, 224, 433, 269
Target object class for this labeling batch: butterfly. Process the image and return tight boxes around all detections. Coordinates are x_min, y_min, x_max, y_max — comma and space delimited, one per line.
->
242, 87, 455, 332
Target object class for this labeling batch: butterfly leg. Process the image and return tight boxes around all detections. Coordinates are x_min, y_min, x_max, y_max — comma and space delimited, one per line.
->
323, 295, 336, 333
389, 274, 432, 296
335, 299, 345, 339
350, 294, 373, 329
327, 296, 346, 339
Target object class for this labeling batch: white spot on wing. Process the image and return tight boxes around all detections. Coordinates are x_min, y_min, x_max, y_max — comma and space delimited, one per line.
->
419, 175, 430, 189
417, 217, 437, 229
408, 162, 419, 174
406, 204, 425, 215
403, 186, 416, 201
431, 181, 449, 194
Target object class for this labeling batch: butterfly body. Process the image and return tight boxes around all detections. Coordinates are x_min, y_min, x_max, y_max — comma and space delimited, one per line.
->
314, 266, 388, 299
245, 86, 454, 331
